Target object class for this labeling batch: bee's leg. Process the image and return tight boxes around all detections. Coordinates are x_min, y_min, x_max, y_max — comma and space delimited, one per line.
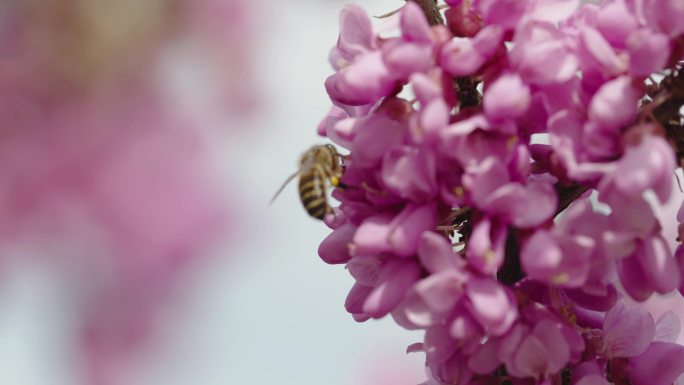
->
330, 175, 348, 189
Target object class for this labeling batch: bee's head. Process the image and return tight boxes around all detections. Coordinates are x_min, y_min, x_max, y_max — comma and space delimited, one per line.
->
324, 144, 338, 156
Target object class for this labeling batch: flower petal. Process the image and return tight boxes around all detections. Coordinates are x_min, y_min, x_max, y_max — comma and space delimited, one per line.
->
318, 223, 356, 264
388, 204, 438, 257
588, 76, 641, 131
602, 302, 655, 358
626, 342, 684, 385
337, 5, 374, 59
418, 231, 465, 274
352, 213, 393, 257
401, 1, 432, 43
363, 260, 421, 318
654, 311, 681, 343
466, 278, 517, 336
483, 73, 531, 121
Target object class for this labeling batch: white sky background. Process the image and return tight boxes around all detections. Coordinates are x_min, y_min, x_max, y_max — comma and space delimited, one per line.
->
199, 1, 425, 383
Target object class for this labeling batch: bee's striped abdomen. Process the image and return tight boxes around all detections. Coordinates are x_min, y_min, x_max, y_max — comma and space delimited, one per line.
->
298, 164, 329, 220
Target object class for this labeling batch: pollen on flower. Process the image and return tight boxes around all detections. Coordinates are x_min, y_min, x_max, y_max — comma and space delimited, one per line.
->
560, 304, 577, 325
484, 248, 495, 263
506, 135, 518, 148
551, 273, 569, 285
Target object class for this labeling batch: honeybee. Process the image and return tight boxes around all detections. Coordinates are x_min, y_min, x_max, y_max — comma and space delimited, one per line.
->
270, 144, 344, 220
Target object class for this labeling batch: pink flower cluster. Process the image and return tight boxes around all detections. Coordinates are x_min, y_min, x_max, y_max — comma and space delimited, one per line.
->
315, 0, 684, 384
0, 1, 251, 384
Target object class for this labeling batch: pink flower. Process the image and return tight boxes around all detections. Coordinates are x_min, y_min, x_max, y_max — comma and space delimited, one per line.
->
588, 76, 642, 131
0, 2, 257, 385
625, 342, 684, 385
645, 0, 684, 37
336, 4, 375, 59
600, 302, 656, 358
313, 1, 684, 384
628, 29, 671, 76
465, 277, 518, 336
507, 319, 571, 378
612, 135, 675, 203
440, 25, 504, 76
483, 72, 532, 121
510, 20, 578, 85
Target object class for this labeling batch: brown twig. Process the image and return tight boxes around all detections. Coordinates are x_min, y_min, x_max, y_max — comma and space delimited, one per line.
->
555, 182, 590, 215
455, 76, 482, 109
644, 67, 684, 165
407, 0, 444, 26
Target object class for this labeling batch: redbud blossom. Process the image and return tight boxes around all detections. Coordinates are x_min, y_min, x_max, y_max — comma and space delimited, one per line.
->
313, 0, 684, 384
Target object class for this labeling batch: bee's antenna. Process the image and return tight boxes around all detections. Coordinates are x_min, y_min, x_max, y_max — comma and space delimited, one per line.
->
374, 6, 403, 19
269, 170, 301, 205
676, 171, 683, 193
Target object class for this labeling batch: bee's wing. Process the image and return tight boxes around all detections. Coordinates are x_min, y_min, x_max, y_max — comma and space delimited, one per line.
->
268, 158, 315, 206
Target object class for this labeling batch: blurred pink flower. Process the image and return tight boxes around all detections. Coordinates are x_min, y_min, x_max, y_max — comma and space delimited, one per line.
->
0, 1, 258, 384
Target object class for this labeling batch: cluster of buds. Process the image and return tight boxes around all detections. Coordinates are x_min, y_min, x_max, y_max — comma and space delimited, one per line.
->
314, 0, 684, 384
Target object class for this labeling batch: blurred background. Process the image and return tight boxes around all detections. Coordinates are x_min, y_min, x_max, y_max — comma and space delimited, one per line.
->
0, 1, 681, 385
0, 0, 425, 385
